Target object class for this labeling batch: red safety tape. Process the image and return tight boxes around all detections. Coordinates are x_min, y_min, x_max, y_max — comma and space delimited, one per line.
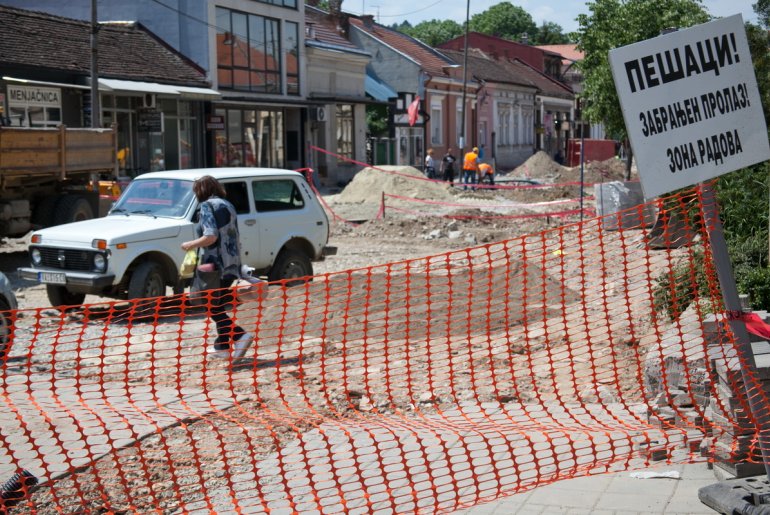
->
384, 204, 593, 220
384, 192, 595, 208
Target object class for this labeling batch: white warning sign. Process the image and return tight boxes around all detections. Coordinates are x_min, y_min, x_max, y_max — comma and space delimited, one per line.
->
609, 14, 770, 199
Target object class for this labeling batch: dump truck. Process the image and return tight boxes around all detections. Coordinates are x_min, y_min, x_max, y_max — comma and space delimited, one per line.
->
0, 125, 118, 237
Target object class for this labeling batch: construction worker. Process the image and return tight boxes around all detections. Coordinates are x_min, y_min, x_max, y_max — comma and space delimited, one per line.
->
462, 147, 479, 191
477, 162, 495, 186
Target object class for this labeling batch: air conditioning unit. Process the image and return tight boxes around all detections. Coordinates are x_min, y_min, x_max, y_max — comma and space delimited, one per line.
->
309, 106, 327, 122
142, 93, 157, 109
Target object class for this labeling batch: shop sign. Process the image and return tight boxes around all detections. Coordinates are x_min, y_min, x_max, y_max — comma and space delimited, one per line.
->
138, 109, 163, 133
206, 115, 225, 130
7, 85, 60, 107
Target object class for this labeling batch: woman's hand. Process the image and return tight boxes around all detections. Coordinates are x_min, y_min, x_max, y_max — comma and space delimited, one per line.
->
181, 241, 196, 251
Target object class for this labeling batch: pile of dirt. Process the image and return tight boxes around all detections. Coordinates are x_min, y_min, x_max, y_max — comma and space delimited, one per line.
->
510, 151, 568, 181
336, 166, 454, 204
558, 157, 632, 184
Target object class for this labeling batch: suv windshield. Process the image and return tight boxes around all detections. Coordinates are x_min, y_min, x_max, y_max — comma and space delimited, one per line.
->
110, 179, 195, 218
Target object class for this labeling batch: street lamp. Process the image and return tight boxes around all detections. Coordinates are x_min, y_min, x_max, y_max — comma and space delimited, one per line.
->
458, 0, 470, 151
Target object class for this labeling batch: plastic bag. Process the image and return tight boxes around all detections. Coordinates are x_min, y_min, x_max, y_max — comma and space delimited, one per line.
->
234, 276, 267, 304
180, 249, 198, 275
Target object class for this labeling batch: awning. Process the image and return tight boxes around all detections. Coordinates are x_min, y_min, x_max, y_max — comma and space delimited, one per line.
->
2, 76, 91, 90
98, 78, 220, 99
365, 72, 396, 102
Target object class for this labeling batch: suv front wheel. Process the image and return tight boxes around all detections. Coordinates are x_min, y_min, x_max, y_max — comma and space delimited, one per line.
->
128, 261, 166, 300
268, 249, 312, 287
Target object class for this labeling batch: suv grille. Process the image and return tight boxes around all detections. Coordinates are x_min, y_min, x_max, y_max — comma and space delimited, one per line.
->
38, 247, 95, 271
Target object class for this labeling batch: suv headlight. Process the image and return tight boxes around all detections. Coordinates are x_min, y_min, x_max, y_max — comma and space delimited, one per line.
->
93, 253, 107, 272
31, 248, 41, 266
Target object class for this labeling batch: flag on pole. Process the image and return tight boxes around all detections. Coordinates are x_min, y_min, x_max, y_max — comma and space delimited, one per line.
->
407, 96, 420, 126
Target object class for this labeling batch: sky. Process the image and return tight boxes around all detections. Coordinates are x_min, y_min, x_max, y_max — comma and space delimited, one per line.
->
352, 0, 759, 33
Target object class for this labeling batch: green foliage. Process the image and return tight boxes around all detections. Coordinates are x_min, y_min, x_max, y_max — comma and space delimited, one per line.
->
737, 267, 770, 309
468, 2, 537, 41
399, 19, 463, 46
756, 0, 770, 28
365, 104, 389, 137
533, 21, 572, 45
573, 0, 710, 141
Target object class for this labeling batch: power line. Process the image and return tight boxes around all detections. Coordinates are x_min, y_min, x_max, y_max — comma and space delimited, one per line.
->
373, 0, 444, 19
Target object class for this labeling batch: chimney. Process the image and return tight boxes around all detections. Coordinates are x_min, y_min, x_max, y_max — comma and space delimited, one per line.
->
520, 32, 529, 45
329, 0, 342, 15
361, 14, 374, 28
305, 22, 316, 40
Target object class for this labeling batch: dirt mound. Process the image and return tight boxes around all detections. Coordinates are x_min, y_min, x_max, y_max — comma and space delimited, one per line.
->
511, 151, 568, 180
558, 157, 631, 184
336, 166, 454, 204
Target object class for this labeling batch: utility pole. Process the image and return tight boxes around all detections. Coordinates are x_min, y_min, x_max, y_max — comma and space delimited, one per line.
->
458, 0, 470, 151
90, 0, 101, 128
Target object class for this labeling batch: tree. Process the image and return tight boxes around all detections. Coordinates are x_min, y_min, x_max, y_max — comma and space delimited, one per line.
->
533, 21, 571, 45
574, 0, 710, 175
399, 19, 463, 46
714, 16, 770, 307
468, 2, 537, 41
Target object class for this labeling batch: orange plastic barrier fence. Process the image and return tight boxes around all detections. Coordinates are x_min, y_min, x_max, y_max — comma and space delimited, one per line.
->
1, 186, 766, 514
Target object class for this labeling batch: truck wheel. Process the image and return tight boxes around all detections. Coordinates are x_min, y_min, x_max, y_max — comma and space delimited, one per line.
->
47, 285, 86, 310
128, 261, 166, 300
57, 195, 94, 224
268, 249, 313, 287
0, 297, 12, 362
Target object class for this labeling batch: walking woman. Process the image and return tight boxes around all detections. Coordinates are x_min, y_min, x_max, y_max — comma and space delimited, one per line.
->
181, 175, 253, 359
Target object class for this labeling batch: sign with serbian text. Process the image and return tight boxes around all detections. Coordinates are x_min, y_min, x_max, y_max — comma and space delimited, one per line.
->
608, 15, 770, 199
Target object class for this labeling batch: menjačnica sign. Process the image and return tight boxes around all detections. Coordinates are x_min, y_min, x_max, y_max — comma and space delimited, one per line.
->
609, 15, 770, 199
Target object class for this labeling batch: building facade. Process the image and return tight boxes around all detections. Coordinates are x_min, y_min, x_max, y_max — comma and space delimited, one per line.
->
0, 4, 216, 175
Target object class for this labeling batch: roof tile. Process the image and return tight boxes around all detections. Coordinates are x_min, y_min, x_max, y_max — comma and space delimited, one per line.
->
0, 5, 208, 86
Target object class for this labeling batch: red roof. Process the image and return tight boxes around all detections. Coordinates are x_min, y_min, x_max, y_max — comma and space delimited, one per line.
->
349, 17, 455, 77
536, 44, 584, 65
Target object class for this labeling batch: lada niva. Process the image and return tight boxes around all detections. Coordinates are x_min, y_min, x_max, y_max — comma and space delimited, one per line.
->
19, 168, 335, 308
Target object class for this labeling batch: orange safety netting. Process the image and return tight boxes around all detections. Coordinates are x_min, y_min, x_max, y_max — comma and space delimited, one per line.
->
1, 185, 766, 514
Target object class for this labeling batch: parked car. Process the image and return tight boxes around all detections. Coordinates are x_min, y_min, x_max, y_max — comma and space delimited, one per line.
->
19, 168, 336, 308
0, 271, 18, 360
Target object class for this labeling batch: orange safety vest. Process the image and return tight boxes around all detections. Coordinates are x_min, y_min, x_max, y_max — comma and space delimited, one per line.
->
478, 163, 493, 176
463, 152, 479, 171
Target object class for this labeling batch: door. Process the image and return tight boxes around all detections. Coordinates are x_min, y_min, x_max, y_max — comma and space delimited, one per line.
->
222, 181, 261, 266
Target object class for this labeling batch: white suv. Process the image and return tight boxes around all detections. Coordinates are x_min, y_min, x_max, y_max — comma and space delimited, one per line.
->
19, 168, 335, 308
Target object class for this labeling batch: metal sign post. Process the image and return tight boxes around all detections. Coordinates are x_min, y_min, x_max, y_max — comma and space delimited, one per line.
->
702, 182, 770, 478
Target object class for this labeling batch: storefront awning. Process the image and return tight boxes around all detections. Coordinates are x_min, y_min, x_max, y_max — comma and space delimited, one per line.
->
98, 79, 220, 99
365, 73, 396, 102
2, 76, 91, 90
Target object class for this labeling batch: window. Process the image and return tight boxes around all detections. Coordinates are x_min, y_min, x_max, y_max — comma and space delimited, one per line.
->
498, 103, 511, 145
513, 106, 519, 145
217, 7, 283, 94
456, 98, 463, 145
430, 99, 442, 145
285, 22, 299, 95
336, 104, 354, 160
252, 180, 305, 212
223, 181, 251, 214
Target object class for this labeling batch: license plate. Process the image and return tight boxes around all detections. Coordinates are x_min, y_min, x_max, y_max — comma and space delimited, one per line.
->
39, 272, 66, 284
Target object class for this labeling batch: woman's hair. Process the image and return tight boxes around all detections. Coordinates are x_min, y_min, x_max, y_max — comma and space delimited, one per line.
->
193, 175, 226, 202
